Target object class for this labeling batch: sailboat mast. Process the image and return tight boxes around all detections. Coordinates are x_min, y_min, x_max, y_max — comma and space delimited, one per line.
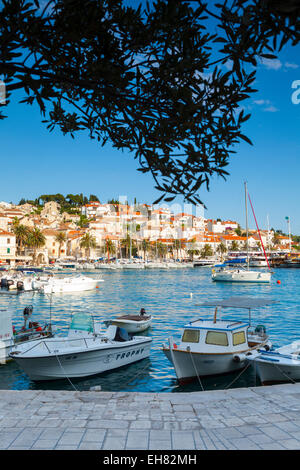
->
244, 182, 249, 269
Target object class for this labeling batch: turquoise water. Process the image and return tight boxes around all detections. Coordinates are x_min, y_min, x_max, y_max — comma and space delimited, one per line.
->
0, 267, 299, 393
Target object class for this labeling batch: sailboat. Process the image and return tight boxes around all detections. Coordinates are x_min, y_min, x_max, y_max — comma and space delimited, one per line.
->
212, 183, 271, 283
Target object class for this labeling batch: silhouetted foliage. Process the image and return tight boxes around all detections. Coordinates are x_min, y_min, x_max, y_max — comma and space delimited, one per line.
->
1, 0, 299, 205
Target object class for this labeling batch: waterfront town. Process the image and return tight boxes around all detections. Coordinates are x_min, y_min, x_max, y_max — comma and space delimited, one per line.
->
0, 196, 296, 266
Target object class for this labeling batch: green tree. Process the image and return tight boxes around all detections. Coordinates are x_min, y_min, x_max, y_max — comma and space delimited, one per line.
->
216, 242, 227, 256
187, 240, 200, 261
200, 244, 214, 258
76, 214, 90, 228
1, 1, 299, 205
156, 242, 167, 261
26, 228, 46, 265
141, 239, 151, 261
12, 223, 31, 256
172, 239, 182, 260
80, 233, 97, 260
55, 231, 67, 258
105, 238, 116, 261
230, 241, 239, 251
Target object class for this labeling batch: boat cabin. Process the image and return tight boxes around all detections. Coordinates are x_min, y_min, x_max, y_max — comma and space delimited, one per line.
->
177, 319, 250, 354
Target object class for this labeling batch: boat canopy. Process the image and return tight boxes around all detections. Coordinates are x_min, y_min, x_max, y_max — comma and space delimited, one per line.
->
196, 296, 277, 309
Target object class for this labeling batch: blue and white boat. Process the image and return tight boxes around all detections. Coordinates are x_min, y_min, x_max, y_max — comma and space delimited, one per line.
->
247, 341, 300, 385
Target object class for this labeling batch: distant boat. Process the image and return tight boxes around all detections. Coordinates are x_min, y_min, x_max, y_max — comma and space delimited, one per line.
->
212, 183, 271, 283
36, 275, 103, 294
193, 259, 217, 267
277, 259, 300, 268
212, 265, 271, 283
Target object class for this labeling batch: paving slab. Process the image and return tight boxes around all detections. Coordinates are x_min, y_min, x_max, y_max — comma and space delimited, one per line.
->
1, 384, 300, 450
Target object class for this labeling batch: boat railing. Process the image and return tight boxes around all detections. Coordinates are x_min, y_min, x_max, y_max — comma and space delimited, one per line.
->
12, 335, 109, 356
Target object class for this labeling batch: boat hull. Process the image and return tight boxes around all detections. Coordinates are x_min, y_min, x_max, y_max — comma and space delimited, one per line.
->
249, 356, 300, 385
41, 279, 100, 293
12, 339, 152, 381
162, 348, 245, 382
212, 270, 271, 283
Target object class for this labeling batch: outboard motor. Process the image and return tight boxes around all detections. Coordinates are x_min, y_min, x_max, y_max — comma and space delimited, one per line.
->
17, 281, 24, 291
255, 325, 266, 337
0, 278, 7, 287
23, 305, 33, 330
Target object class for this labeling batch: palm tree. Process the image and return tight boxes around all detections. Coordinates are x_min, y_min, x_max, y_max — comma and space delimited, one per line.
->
141, 239, 151, 261
216, 242, 227, 256
121, 234, 135, 259
187, 239, 199, 261
230, 241, 239, 252
156, 242, 167, 260
105, 238, 116, 261
12, 223, 30, 255
200, 244, 213, 258
26, 228, 46, 265
80, 233, 97, 260
172, 239, 182, 260
55, 231, 67, 259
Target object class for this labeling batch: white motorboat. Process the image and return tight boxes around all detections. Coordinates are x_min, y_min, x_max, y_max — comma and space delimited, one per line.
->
247, 341, 300, 385
9, 312, 152, 381
162, 297, 274, 384
37, 275, 103, 294
103, 308, 152, 333
212, 265, 271, 283
145, 261, 169, 269
0, 271, 36, 291
248, 256, 269, 268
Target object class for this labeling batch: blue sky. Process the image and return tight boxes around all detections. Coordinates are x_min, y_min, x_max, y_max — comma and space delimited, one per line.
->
0, 4, 300, 234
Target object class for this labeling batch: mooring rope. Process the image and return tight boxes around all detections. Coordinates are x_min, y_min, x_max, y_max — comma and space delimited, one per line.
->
188, 348, 204, 392
55, 353, 78, 392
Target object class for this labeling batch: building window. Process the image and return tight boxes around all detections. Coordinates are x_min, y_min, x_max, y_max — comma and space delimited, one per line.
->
182, 329, 200, 343
7, 248, 10, 254
205, 331, 229, 346
7, 238, 10, 244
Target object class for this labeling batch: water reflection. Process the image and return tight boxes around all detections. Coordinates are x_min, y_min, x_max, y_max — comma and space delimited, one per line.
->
0, 267, 299, 392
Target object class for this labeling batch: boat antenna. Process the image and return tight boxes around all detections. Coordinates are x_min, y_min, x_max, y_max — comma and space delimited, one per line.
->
213, 307, 217, 323
45, 293, 53, 328
248, 193, 271, 270
244, 181, 249, 270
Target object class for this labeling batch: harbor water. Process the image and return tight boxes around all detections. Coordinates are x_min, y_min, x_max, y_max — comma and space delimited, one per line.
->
0, 267, 299, 393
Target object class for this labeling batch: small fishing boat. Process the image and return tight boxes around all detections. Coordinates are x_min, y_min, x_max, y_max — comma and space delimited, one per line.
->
103, 308, 152, 333
247, 341, 300, 385
9, 311, 152, 381
162, 297, 274, 384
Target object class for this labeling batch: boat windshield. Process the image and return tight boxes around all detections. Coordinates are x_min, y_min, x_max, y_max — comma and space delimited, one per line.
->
69, 312, 93, 333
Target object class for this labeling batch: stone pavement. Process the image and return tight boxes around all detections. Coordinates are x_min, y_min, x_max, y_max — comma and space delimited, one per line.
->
1, 384, 300, 450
